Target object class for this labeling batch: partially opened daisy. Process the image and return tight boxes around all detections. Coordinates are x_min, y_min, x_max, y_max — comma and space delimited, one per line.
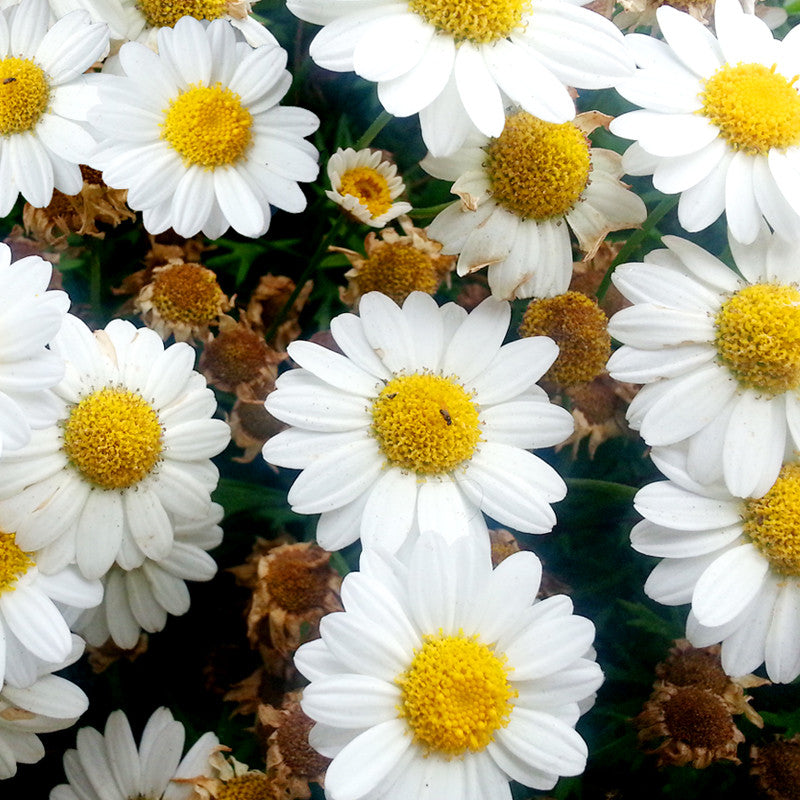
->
287, 0, 633, 156
0, 315, 230, 580
263, 291, 574, 554
0, 244, 69, 456
611, 0, 800, 244
632, 444, 800, 682
49, 707, 220, 800
0, 0, 109, 215
295, 531, 603, 799
607, 229, 800, 499
89, 16, 320, 239
423, 111, 647, 299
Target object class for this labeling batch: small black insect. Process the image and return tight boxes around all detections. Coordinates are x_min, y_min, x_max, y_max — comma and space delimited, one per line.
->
3, 77, 16, 85
386, 392, 397, 399
439, 408, 452, 426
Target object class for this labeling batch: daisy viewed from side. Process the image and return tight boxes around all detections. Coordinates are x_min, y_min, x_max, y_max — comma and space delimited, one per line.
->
295, 531, 603, 799
49, 707, 220, 800
611, 0, 800, 244
606, 229, 800, 499
287, 0, 633, 156
423, 111, 647, 299
632, 444, 800, 683
0, 315, 230, 581
89, 16, 320, 239
0, 0, 109, 215
263, 291, 574, 554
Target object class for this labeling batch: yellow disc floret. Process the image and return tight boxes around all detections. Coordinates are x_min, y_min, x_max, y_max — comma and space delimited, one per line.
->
485, 112, 592, 220
162, 84, 252, 169
519, 291, 611, 386
714, 283, 800, 394
151, 263, 225, 326
355, 243, 441, 303
701, 63, 800, 155
137, 0, 227, 27
0, 57, 50, 135
215, 773, 273, 800
397, 633, 516, 756
0, 533, 34, 594
408, 0, 530, 42
338, 167, 393, 218
371, 373, 481, 474
743, 463, 800, 576
63, 388, 163, 490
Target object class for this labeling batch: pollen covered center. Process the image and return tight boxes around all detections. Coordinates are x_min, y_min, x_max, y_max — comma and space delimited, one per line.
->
338, 167, 393, 218
397, 633, 516, 756
216, 773, 273, 800
137, 0, 227, 27
356, 243, 440, 302
0, 533, 34, 594
0, 57, 50, 135
151, 263, 224, 326
162, 84, 252, 169
408, 0, 531, 42
371, 373, 481, 474
63, 388, 163, 490
701, 63, 800, 155
714, 283, 800, 394
743, 463, 800, 576
485, 112, 592, 220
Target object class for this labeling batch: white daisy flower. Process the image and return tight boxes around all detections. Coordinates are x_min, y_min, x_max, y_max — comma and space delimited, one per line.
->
0, 529, 101, 688
0, 0, 109, 215
74, 503, 223, 649
610, 0, 800, 244
287, 0, 633, 156
326, 147, 412, 228
0, 315, 230, 581
0, 243, 69, 456
295, 530, 603, 799
606, 229, 800, 499
263, 291, 574, 554
423, 110, 647, 300
49, 706, 220, 800
632, 444, 800, 683
89, 16, 320, 239
0, 649, 88, 780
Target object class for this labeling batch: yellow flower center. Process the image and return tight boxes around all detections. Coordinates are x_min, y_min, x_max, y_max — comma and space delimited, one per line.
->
371, 373, 481, 474
397, 633, 516, 756
408, 0, 530, 42
0, 57, 50, 135
700, 63, 800, 155
742, 463, 800, 576
0, 533, 34, 594
519, 291, 610, 386
151, 263, 224, 326
162, 84, 252, 169
338, 166, 393, 218
355, 243, 441, 303
714, 283, 800, 394
216, 773, 273, 800
485, 112, 591, 220
137, 0, 227, 27
63, 388, 164, 490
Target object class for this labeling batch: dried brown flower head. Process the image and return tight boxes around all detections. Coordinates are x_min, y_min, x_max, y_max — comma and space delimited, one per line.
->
751, 735, 800, 800
246, 274, 313, 352
489, 528, 521, 566
229, 378, 285, 463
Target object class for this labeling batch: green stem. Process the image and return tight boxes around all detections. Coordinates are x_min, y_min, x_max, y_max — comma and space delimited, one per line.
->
595, 194, 679, 302
408, 200, 456, 219
354, 109, 393, 150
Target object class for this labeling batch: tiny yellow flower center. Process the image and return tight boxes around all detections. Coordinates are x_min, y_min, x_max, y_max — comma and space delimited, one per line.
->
137, 0, 227, 27
0, 533, 34, 594
408, 0, 531, 42
371, 373, 481, 474
714, 283, 800, 394
355, 243, 441, 303
397, 633, 516, 756
700, 63, 800, 155
338, 166, 393, 218
485, 112, 591, 220
0, 57, 50, 135
519, 291, 610, 386
162, 84, 252, 169
151, 263, 225, 327
742, 463, 800, 576
63, 388, 164, 490
215, 773, 273, 800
